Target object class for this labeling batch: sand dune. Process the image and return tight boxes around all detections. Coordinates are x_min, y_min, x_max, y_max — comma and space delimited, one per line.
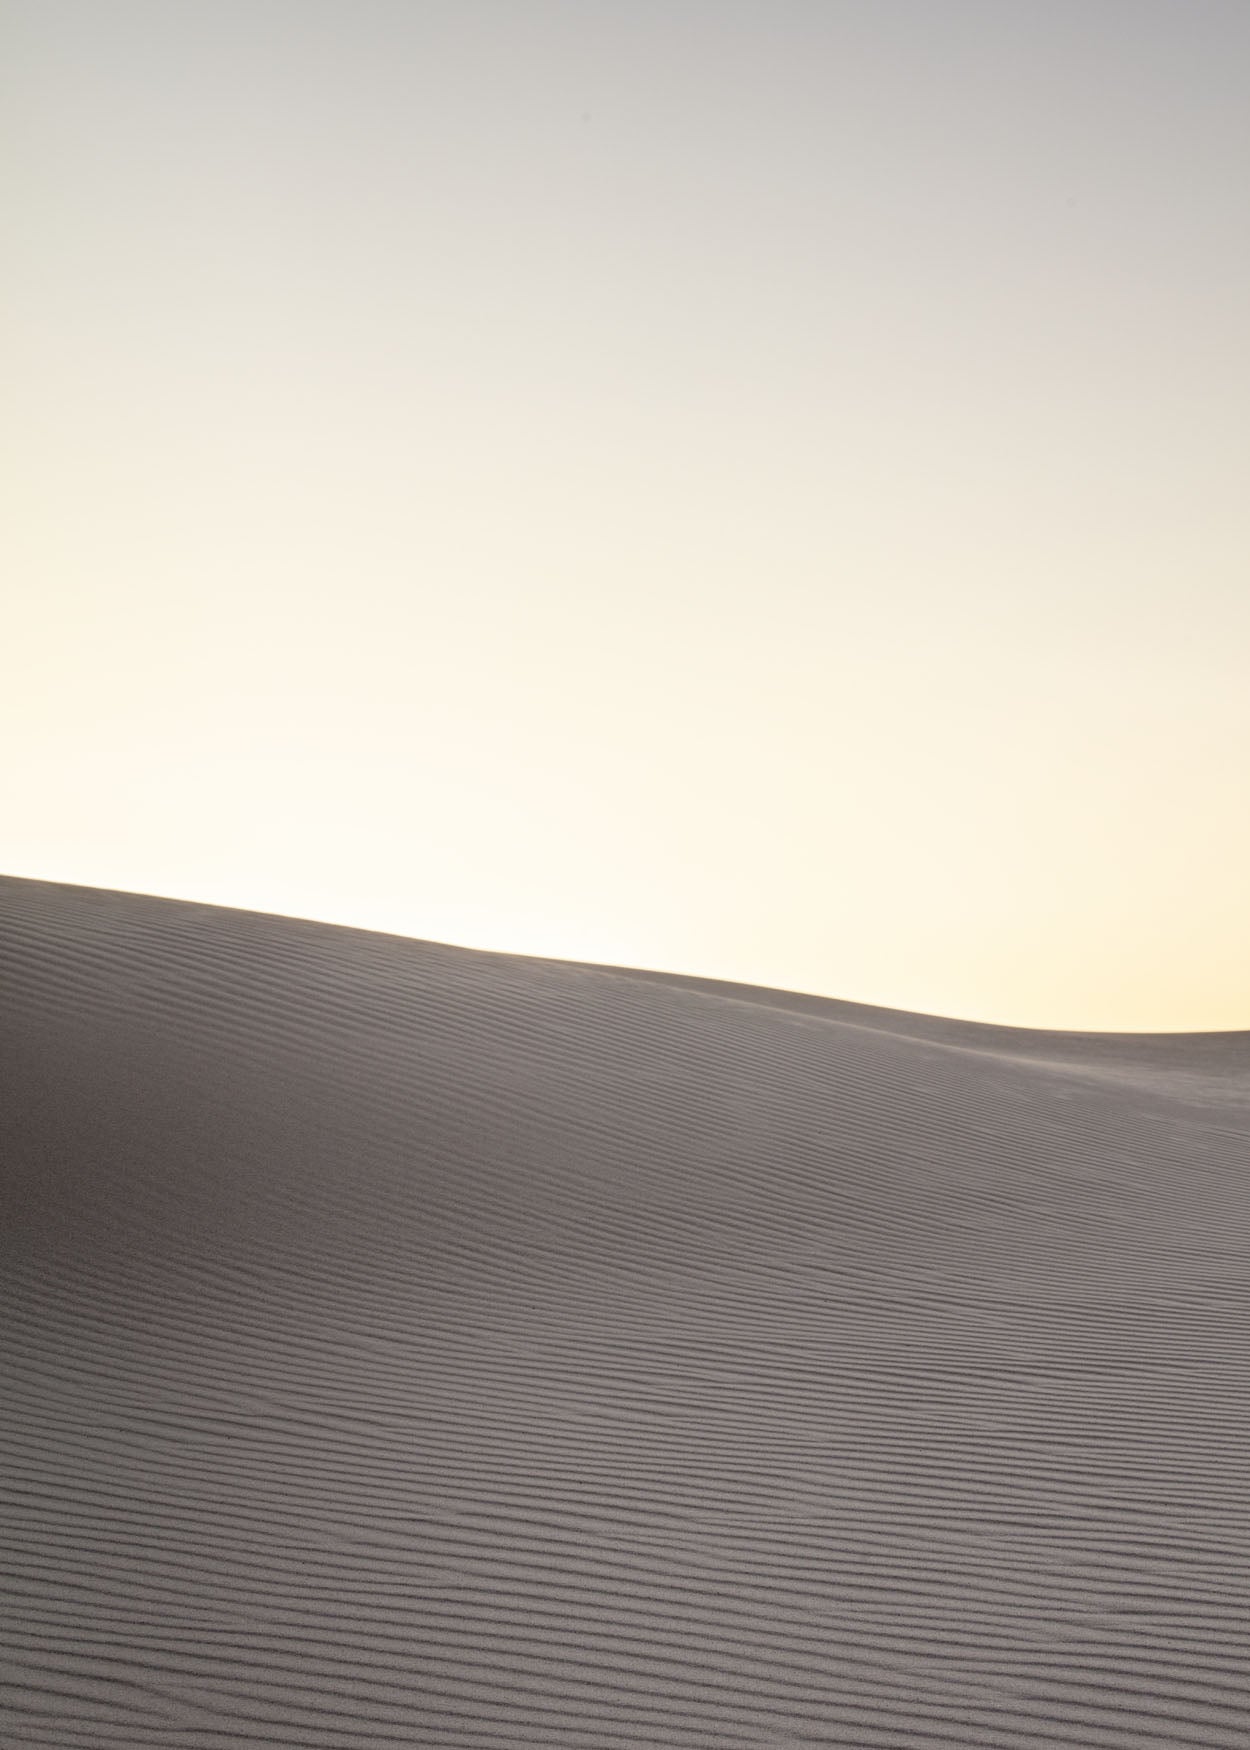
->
1, 875, 1247, 1748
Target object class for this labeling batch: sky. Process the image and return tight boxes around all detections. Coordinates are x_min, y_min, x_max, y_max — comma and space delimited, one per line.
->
5, 0, 1248, 1031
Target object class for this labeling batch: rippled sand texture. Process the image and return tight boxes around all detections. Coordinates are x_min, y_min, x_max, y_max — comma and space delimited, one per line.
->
2, 875, 1248, 1747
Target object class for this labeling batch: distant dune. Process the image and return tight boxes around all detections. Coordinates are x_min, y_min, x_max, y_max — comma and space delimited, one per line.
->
1, 874, 1247, 1748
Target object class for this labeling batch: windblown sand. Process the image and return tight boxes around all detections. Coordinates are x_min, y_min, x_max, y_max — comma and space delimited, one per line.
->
1, 875, 1247, 1747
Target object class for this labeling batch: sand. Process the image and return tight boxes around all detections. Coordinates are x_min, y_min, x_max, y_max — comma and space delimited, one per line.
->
1, 873, 1247, 1747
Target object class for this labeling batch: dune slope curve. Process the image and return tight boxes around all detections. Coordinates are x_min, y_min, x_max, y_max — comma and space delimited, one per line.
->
1, 875, 1248, 1747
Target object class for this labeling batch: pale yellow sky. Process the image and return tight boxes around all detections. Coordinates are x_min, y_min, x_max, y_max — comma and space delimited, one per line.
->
5, 1, 1249, 1030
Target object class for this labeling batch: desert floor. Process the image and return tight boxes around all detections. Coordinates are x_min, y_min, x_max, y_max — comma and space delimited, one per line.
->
2, 875, 1247, 1746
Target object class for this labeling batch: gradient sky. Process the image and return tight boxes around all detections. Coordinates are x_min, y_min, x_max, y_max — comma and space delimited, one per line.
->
6, 0, 1249, 1030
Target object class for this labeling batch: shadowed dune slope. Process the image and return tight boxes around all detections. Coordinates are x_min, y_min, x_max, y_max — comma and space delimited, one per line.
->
1, 874, 1248, 1748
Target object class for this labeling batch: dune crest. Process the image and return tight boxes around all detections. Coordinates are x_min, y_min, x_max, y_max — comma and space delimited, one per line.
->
2, 875, 1248, 1747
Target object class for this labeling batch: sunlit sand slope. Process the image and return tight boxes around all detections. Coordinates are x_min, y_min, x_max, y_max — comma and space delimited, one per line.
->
1, 875, 1248, 1748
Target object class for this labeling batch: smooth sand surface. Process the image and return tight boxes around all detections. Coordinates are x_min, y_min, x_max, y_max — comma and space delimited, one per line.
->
2, 874, 1248, 1747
